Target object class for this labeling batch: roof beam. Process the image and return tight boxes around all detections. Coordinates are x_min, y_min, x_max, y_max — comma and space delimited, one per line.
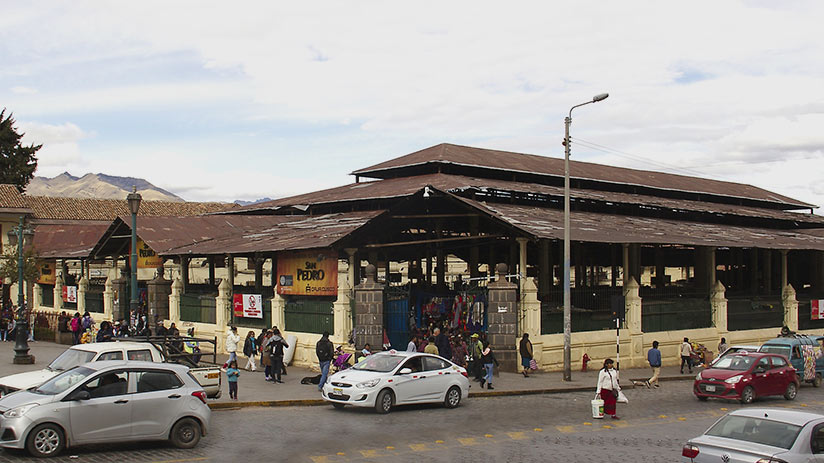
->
363, 234, 503, 248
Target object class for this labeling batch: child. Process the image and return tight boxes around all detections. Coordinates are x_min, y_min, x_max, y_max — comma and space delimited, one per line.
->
226, 360, 240, 400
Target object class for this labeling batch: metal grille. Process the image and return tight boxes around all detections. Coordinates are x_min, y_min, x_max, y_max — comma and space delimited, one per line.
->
285, 297, 334, 335
541, 287, 623, 334
40, 284, 54, 308
85, 287, 105, 314
180, 293, 216, 324
727, 295, 783, 331
641, 294, 712, 333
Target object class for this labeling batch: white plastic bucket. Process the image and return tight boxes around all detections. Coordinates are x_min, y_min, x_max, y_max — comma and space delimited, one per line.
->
591, 397, 605, 419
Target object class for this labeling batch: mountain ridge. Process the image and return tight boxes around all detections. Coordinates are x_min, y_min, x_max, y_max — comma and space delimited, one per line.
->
27, 172, 184, 202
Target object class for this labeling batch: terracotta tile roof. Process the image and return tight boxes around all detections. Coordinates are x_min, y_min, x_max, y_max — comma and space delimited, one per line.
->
0, 184, 29, 209
351, 143, 815, 209
24, 195, 237, 221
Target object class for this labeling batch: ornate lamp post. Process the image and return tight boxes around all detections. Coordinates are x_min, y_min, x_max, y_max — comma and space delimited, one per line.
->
8, 216, 35, 364
562, 92, 609, 381
127, 187, 142, 329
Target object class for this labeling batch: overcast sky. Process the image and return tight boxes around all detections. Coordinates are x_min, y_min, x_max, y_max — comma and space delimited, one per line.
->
2, 1, 823, 210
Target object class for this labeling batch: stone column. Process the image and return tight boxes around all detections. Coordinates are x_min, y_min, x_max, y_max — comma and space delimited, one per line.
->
54, 270, 65, 311
354, 264, 383, 351
77, 276, 89, 315
624, 277, 643, 368
112, 269, 128, 323
103, 277, 114, 321
711, 280, 728, 334
332, 259, 353, 345
783, 284, 798, 332
147, 267, 172, 322
487, 263, 518, 372
520, 277, 540, 337
215, 279, 232, 352
271, 292, 286, 331
169, 278, 182, 325
33, 284, 42, 309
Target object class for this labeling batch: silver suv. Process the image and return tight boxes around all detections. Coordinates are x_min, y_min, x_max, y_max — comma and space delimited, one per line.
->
0, 360, 211, 457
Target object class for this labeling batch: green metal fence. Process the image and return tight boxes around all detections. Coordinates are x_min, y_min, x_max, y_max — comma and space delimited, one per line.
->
41, 284, 54, 308
85, 288, 105, 314
541, 287, 623, 334
285, 297, 334, 335
642, 295, 712, 333
726, 295, 783, 331
180, 293, 217, 324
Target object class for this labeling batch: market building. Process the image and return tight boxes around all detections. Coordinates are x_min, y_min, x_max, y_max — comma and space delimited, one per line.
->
7, 143, 824, 372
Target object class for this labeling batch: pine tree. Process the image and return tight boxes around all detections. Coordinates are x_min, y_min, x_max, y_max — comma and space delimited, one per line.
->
0, 109, 41, 192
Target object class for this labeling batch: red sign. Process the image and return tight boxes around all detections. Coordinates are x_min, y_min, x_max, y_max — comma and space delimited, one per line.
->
813, 300, 824, 320
62, 286, 77, 303
233, 294, 263, 319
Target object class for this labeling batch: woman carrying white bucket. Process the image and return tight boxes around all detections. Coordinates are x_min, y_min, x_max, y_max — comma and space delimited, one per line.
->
595, 358, 621, 420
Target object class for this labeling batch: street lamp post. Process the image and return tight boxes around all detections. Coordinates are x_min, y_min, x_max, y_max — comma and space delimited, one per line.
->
8, 216, 35, 364
127, 187, 142, 330
563, 92, 609, 381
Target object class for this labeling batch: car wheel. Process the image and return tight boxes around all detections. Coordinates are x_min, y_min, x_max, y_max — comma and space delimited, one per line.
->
444, 386, 461, 409
696, 395, 708, 401
784, 382, 798, 400
375, 389, 393, 414
814, 374, 822, 388
740, 386, 755, 404
26, 423, 65, 458
332, 403, 346, 410
170, 417, 202, 449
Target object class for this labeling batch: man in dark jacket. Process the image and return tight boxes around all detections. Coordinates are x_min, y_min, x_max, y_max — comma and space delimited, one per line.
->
316, 331, 334, 391
266, 328, 289, 383
434, 327, 452, 360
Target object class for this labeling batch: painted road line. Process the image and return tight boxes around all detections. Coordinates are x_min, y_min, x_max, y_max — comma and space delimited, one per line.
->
152, 459, 209, 463
507, 432, 527, 440
534, 427, 543, 432
458, 437, 478, 446
310, 457, 331, 463
556, 425, 576, 433
484, 433, 494, 438
409, 443, 429, 452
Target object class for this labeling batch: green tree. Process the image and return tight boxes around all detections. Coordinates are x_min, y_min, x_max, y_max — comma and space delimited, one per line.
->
0, 109, 41, 192
0, 246, 40, 286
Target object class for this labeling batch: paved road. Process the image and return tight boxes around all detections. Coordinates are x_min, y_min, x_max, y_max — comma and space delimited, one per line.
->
3, 381, 824, 462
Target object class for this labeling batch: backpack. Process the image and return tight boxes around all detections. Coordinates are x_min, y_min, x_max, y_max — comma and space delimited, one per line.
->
71, 318, 80, 332
81, 316, 92, 330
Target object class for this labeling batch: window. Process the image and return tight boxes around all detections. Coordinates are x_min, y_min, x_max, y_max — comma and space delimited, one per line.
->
707, 415, 801, 450
83, 371, 128, 398
127, 349, 152, 362
133, 370, 183, 393
398, 357, 423, 374
811, 424, 824, 454
755, 358, 770, 372
423, 356, 448, 371
97, 351, 124, 361
771, 356, 788, 368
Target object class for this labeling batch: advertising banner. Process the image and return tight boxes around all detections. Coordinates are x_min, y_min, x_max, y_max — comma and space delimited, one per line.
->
37, 261, 56, 285
812, 300, 824, 320
136, 238, 163, 269
62, 285, 77, 303
276, 250, 338, 296
233, 294, 263, 319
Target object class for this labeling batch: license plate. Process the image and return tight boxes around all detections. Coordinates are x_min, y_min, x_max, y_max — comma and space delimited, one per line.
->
333, 388, 342, 395
206, 372, 219, 379
705, 385, 716, 392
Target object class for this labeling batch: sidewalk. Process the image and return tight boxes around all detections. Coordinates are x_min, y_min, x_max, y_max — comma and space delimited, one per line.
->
0, 341, 699, 409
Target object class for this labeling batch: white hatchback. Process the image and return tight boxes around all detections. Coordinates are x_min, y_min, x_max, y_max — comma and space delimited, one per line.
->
321, 350, 470, 414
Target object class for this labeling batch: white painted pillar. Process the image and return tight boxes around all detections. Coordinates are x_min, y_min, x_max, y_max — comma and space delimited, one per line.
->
711, 280, 728, 334
332, 259, 353, 345
77, 277, 89, 315
54, 270, 65, 311
169, 278, 182, 325
103, 277, 114, 321
783, 283, 798, 332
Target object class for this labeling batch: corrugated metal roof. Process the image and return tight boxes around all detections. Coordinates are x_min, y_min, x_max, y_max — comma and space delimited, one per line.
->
33, 223, 111, 259
351, 143, 815, 209
235, 173, 824, 226
454, 196, 824, 251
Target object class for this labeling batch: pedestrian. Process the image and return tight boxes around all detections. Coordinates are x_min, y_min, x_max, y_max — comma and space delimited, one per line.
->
226, 360, 240, 400
260, 330, 273, 381
81, 311, 94, 333
480, 340, 499, 390
406, 334, 418, 352
596, 358, 621, 419
519, 333, 533, 378
266, 328, 288, 383
434, 327, 452, 360
70, 312, 81, 345
184, 327, 202, 364
424, 336, 439, 354
243, 330, 258, 371
718, 337, 728, 355
272, 326, 288, 376
96, 321, 114, 342
680, 337, 694, 374
646, 340, 661, 388
469, 333, 483, 381
316, 331, 334, 391
451, 335, 467, 368
225, 326, 240, 366
156, 321, 168, 336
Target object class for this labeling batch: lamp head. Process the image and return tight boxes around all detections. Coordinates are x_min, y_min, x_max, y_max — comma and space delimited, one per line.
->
126, 186, 142, 215
592, 93, 609, 103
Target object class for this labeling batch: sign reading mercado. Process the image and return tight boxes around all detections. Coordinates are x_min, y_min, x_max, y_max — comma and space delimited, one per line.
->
277, 250, 337, 296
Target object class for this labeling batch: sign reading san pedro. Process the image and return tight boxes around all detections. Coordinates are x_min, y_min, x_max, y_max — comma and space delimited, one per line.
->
277, 250, 337, 296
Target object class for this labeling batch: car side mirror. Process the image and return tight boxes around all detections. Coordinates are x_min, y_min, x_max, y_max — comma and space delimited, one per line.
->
70, 390, 90, 401
399, 368, 412, 375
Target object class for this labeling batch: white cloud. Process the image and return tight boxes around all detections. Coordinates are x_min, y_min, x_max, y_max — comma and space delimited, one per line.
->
10, 86, 36, 94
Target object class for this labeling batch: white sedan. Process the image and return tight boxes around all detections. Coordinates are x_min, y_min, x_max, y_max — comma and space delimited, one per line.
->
321, 350, 470, 414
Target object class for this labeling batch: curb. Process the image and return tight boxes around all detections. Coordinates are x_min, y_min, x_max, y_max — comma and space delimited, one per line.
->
207, 375, 695, 409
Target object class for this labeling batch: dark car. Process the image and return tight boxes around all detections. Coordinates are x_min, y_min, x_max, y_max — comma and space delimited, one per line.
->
694, 352, 799, 404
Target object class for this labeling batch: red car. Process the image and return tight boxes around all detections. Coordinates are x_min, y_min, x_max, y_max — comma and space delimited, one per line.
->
693, 352, 799, 404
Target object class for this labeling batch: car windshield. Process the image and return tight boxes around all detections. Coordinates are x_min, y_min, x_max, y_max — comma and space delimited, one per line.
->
759, 346, 791, 359
34, 366, 95, 395
707, 415, 802, 450
712, 356, 755, 371
352, 355, 405, 372
48, 349, 95, 371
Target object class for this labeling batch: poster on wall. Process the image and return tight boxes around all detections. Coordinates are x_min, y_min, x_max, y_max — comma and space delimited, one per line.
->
233, 294, 263, 318
136, 238, 163, 268
37, 261, 56, 285
62, 286, 77, 303
276, 250, 338, 296
812, 300, 824, 320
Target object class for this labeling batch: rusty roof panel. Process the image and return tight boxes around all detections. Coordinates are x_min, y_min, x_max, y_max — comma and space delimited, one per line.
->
455, 197, 824, 251
33, 223, 111, 259
351, 143, 814, 209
